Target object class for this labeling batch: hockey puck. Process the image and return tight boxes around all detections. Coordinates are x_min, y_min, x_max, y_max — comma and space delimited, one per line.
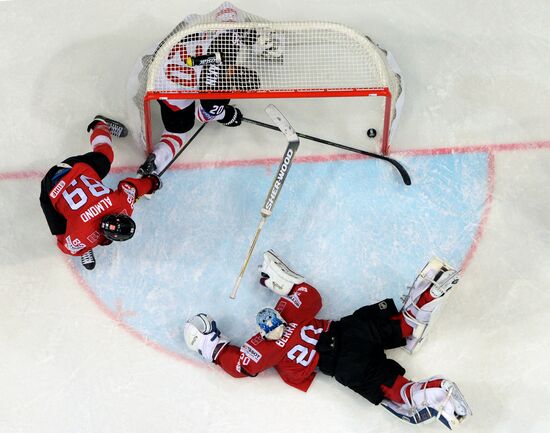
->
367, 128, 377, 138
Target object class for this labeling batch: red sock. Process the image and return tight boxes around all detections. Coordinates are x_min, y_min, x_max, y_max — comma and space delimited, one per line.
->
403, 378, 444, 401
395, 290, 437, 337
416, 289, 436, 308
381, 375, 410, 404
392, 314, 413, 337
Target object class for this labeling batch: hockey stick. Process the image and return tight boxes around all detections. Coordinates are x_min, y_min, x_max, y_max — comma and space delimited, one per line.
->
242, 117, 411, 186
230, 105, 300, 300
158, 122, 207, 177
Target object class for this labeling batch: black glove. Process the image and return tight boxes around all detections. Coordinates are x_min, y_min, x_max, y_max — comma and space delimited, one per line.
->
144, 174, 162, 193
218, 106, 242, 127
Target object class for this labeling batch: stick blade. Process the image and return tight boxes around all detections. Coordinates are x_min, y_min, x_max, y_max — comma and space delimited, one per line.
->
265, 104, 299, 143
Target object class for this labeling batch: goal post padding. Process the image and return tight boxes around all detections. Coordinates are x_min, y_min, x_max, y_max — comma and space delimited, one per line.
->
134, 5, 401, 155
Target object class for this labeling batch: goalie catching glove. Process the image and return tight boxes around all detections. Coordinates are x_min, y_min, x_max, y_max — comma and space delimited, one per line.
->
184, 313, 230, 363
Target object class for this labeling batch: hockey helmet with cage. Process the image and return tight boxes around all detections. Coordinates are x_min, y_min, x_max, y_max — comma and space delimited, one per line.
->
100, 214, 136, 242
256, 307, 287, 340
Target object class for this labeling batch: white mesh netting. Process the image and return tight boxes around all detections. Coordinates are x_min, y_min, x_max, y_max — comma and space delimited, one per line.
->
132, 2, 402, 153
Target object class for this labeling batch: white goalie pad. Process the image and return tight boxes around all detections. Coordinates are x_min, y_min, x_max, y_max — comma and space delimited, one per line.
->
401, 258, 460, 354
381, 377, 472, 430
260, 250, 304, 296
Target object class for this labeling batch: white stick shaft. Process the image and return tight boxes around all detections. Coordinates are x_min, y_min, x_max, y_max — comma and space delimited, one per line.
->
230, 216, 266, 299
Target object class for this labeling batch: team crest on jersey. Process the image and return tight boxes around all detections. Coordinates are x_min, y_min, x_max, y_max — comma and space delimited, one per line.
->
241, 343, 262, 363
65, 236, 86, 254
49, 180, 66, 199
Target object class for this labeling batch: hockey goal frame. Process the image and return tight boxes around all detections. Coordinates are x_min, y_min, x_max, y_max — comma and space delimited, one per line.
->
140, 20, 400, 156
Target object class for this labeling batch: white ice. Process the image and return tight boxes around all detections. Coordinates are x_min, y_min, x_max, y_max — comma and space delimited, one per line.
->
1, 1, 550, 433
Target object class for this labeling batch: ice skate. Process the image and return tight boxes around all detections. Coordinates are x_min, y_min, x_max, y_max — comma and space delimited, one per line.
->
401, 257, 460, 353
259, 250, 304, 296
137, 153, 158, 176
381, 377, 472, 430
86, 115, 128, 138
81, 249, 96, 270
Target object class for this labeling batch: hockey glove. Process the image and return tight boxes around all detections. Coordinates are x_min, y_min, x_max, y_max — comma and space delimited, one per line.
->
144, 174, 162, 193
184, 313, 230, 363
218, 106, 242, 127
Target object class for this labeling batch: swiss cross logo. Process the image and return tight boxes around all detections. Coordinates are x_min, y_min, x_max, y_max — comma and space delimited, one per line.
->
87, 231, 101, 243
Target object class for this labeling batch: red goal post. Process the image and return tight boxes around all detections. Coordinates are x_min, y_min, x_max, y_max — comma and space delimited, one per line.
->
136, 7, 402, 155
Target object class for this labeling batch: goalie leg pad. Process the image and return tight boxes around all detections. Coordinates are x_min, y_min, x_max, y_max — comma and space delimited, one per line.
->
401, 258, 460, 353
259, 250, 304, 296
381, 377, 472, 430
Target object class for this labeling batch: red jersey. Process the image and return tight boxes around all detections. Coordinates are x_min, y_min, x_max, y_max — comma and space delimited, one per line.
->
216, 283, 331, 392
48, 162, 155, 256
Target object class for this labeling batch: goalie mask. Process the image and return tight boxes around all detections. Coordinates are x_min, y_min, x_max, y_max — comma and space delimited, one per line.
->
100, 214, 136, 242
256, 307, 287, 340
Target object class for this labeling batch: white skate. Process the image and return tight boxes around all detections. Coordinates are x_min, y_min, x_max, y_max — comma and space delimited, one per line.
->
401, 257, 460, 353
381, 377, 472, 430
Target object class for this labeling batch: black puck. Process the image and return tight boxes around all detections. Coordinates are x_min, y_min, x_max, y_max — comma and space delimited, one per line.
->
367, 128, 377, 138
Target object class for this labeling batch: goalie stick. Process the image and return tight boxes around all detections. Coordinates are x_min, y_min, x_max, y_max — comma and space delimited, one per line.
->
230, 105, 300, 300
242, 117, 411, 186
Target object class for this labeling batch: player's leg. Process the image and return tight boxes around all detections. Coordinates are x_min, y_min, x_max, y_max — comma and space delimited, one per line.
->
317, 315, 406, 405
381, 376, 472, 429
400, 258, 460, 353
138, 100, 195, 175
340, 299, 406, 350
198, 98, 243, 127
61, 115, 121, 178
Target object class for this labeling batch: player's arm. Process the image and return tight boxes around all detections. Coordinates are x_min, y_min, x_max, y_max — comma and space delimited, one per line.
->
118, 175, 162, 198
184, 315, 277, 378
216, 333, 281, 379
39, 186, 67, 235
276, 283, 323, 323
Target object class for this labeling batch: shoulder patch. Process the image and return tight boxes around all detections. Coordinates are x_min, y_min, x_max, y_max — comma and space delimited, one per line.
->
285, 293, 302, 308
65, 236, 86, 254
49, 180, 66, 199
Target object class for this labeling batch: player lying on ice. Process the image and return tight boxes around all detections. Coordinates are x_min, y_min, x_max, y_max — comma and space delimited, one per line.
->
184, 251, 471, 429
39, 116, 162, 270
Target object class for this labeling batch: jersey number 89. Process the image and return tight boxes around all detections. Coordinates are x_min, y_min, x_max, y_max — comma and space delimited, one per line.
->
62, 175, 110, 210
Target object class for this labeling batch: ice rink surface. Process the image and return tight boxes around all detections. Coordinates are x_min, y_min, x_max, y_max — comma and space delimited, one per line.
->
1, 1, 550, 432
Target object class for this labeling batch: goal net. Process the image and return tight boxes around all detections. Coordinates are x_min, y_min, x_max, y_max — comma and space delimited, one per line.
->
132, 2, 402, 155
